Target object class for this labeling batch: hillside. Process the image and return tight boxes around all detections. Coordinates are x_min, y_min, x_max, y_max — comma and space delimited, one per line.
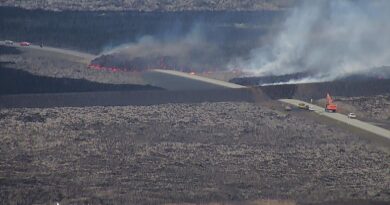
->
0, 0, 295, 11
1, 102, 389, 204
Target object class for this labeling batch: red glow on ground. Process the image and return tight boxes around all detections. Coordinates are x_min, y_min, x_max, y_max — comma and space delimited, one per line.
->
88, 64, 124, 73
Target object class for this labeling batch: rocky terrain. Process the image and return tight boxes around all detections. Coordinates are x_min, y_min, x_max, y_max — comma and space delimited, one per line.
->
337, 95, 390, 121
335, 95, 390, 129
314, 95, 390, 129
1, 3, 389, 205
0, 0, 295, 11
0, 102, 389, 204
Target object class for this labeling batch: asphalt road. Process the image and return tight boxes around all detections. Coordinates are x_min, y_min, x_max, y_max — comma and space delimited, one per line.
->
0, 40, 96, 61
143, 69, 246, 90
280, 99, 390, 140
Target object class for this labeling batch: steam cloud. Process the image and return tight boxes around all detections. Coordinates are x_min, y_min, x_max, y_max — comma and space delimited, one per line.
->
232, 0, 390, 82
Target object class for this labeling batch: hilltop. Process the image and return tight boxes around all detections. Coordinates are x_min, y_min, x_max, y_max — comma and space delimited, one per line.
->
0, 0, 295, 11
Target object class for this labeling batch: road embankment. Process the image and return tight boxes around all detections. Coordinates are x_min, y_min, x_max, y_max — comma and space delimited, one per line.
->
0, 88, 265, 108
259, 79, 390, 100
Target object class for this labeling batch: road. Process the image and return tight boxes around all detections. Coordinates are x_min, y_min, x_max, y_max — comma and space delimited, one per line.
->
280, 99, 390, 140
143, 69, 246, 90
0, 41, 96, 61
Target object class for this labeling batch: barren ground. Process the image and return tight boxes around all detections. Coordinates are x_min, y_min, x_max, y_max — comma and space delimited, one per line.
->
0, 102, 389, 205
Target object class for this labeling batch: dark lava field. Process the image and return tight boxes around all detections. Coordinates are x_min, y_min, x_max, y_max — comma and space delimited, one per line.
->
1, 103, 389, 204
0, 6, 390, 205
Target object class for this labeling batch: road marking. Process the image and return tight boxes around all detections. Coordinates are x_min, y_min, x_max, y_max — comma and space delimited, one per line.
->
280, 99, 390, 140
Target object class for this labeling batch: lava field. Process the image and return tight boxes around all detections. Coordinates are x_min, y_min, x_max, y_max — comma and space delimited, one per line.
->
1, 102, 389, 204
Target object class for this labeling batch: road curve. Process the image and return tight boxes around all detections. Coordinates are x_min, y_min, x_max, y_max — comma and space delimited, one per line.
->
280, 99, 390, 140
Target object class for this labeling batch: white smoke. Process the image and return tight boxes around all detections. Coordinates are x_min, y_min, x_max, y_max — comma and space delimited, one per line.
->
232, 0, 390, 81
103, 25, 213, 58
98, 24, 225, 71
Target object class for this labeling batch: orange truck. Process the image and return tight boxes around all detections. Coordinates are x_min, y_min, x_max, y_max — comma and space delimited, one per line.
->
325, 93, 337, 112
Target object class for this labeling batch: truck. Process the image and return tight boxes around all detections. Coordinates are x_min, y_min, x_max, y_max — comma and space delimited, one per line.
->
4, 40, 14, 45
325, 93, 337, 112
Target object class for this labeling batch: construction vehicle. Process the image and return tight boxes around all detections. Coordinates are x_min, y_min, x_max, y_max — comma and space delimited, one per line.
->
325, 93, 337, 112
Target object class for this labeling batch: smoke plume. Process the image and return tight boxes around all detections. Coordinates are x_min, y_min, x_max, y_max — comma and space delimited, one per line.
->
98, 25, 228, 72
232, 0, 390, 82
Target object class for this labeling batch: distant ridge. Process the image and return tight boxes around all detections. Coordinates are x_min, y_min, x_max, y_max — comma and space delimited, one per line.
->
0, 0, 295, 12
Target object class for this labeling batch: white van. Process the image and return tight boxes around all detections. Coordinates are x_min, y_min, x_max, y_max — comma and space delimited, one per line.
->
4, 40, 14, 45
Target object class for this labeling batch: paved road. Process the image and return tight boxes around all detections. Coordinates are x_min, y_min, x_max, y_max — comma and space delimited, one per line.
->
143, 69, 246, 90
280, 99, 390, 140
0, 41, 96, 61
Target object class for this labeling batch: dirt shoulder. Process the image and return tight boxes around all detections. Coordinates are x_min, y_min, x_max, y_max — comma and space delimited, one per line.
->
0, 102, 389, 204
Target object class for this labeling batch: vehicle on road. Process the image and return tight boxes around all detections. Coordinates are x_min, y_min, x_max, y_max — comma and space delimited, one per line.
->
308, 106, 315, 111
325, 93, 337, 112
298, 103, 311, 110
5, 40, 14, 45
298, 103, 307, 109
20, 42, 31, 46
348, 113, 357, 119
285, 106, 292, 111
